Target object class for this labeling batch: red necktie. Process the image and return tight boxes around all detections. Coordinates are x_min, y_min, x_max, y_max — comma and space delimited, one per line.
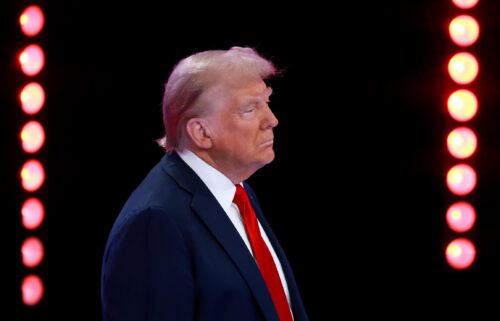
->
233, 185, 293, 321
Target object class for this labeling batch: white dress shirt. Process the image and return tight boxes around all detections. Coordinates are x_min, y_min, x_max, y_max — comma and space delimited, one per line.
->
177, 149, 292, 307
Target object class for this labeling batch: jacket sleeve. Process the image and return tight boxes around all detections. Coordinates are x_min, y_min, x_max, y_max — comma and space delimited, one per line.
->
101, 207, 195, 321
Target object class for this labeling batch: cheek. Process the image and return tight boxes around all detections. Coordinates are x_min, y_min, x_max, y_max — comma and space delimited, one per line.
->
221, 120, 260, 150
238, 128, 259, 146
227, 131, 255, 155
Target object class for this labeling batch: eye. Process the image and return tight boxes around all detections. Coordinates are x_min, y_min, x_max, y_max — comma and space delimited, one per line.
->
243, 104, 257, 113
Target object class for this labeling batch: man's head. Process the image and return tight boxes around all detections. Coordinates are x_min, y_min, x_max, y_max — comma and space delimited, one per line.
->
159, 46, 279, 182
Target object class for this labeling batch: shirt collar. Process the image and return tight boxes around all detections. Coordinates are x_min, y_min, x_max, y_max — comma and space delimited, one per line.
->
177, 149, 237, 214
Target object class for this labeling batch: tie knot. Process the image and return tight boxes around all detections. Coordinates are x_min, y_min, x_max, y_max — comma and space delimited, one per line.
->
234, 184, 256, 224
233, 184, 248, 205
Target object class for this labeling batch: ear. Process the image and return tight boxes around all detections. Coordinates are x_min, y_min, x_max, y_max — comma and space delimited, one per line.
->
185, 118, 213, 149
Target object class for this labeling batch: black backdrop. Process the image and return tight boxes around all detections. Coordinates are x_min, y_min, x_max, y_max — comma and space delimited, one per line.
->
2, 0, 500, 319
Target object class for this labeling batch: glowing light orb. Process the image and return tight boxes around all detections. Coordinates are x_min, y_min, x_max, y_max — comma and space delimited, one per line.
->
22, 274, 44, 306
447, 89, 477, 122
19, 5, 44, 37
452, 0, 479, 9
21, 121, 45, 153
20, 159, 45, 192
447, 127, 477, 159
19, 44, 45, 76
20, 82, 45, 115
21, 236, 44, 268
449, 15, 479, 47
21, 198, 45, 230
446, 163, 476, 196
446, 238, 476, 270
448, 52, 478, 84
446, 201, 476, 232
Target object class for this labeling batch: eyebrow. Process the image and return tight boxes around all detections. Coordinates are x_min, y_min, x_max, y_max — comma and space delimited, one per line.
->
245, 87, 273, 104
264, 87, 273, 100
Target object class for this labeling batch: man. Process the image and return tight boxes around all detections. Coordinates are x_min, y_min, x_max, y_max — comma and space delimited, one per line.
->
101, 46, 309, 321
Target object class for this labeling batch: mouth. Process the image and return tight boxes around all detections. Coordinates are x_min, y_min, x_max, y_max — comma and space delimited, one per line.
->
260, 139, 274, 147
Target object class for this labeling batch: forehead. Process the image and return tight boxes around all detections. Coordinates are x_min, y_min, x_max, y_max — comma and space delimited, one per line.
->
225, 79, 271, 101
203, 78, 268, 108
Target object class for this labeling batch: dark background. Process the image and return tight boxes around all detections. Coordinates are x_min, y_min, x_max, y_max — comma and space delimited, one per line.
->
2, 0, 500, 319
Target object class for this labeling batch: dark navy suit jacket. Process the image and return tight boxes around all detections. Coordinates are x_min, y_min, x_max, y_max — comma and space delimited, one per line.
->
101, 152, 309, 321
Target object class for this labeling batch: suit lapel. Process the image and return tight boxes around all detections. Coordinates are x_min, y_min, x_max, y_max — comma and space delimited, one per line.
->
161, 153, 280, 321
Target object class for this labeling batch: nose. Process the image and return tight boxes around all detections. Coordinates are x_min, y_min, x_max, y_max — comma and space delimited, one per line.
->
262, 104, 279, 129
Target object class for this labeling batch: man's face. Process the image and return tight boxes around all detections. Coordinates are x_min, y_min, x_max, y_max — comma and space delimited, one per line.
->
206, 78, 278, 179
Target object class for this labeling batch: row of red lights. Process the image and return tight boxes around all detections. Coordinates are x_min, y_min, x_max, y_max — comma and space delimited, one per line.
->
444, 0, 479, 270
18, 4, 46, 306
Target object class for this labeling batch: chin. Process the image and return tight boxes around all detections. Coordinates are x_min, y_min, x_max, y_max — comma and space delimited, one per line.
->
250, 149, 275, 169
262, 150, 275, 164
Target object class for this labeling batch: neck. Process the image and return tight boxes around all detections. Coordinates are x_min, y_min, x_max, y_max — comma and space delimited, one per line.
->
183, 148, 252, 184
